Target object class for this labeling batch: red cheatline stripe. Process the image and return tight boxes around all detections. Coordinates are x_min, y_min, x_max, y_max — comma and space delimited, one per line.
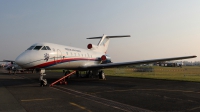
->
28, 58, 97, 69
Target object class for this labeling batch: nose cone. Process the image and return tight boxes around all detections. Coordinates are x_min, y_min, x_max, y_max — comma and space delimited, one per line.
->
15, 54, 25, 67
15, 52, 29, 68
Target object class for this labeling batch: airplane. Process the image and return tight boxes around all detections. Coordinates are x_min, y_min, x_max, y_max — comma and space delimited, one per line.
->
0, 60, 33, 74
0, 63, 6, 68
14, 34, 196, 86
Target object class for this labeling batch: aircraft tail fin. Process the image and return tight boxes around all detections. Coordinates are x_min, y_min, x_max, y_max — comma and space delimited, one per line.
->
87, 34, 130, 53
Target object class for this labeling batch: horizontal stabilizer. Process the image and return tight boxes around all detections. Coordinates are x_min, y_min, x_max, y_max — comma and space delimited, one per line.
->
87, 35, 130, 39
86, 34, 130, 53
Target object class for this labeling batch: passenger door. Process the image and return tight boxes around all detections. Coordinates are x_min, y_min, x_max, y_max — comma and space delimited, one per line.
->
56, 49, 62, 64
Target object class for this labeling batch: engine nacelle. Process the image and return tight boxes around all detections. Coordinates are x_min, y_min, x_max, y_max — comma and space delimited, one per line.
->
100, 55, 112, 64
101, 55, 106, 61
87, 44, 98, 50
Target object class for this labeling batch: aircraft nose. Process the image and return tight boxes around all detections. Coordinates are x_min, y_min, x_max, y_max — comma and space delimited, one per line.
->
15, 53, 27, 67
15, 55, 24, 66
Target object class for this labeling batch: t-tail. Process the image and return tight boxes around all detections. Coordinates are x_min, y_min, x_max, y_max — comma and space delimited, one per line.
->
87, 34, 130, 54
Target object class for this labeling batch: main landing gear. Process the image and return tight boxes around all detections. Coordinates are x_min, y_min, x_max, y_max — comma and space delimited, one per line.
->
98, 70, 106, 80
89, 70, 106, 80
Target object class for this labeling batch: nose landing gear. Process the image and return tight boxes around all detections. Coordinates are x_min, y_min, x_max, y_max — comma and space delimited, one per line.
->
39, 69, 48, 87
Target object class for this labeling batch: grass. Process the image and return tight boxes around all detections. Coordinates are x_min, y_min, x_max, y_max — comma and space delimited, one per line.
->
104, 66, 200, 82
47, 66, 200, 82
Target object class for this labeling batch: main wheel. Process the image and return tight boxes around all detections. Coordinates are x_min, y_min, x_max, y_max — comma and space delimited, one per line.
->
99, 70, 103, 79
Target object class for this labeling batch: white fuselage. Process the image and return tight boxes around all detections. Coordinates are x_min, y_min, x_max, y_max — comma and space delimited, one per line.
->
15, 42, 108, 70
14, 38, 196, 71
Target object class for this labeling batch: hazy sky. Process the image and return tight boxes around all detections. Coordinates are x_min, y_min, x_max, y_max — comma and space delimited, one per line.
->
0, 0, 200, 62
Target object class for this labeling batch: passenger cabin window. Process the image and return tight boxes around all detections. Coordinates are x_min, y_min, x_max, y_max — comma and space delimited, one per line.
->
46, 46, 51, 50
27, 46, 35, 50
34, 46, 42, 50
41, 46, 47, 50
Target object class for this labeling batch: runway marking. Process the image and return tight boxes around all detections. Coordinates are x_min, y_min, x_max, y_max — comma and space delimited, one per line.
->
69, 102, 92, 112
91, 88, 200, 94
51, 86, 151, 112
21, 98, 52, 102
188, 106, 200, 111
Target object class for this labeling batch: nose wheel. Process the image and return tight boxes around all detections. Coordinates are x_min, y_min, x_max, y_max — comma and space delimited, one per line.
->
40, 79, 47, 87
39, 69, 48, 86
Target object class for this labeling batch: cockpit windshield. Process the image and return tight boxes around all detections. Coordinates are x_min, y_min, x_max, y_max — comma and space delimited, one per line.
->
41, 46, 47, 50
27, 45, 51, 50
46, 46, 51, 50
27, 46, 35, 50
41, 46, 51, 50
34, 46, 42, 50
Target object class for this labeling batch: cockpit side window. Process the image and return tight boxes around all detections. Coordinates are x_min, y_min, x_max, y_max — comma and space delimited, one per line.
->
34, 46, 42, 50
27, 46, 35, 50
41, 46, 47, 50
46, 46, 51, 50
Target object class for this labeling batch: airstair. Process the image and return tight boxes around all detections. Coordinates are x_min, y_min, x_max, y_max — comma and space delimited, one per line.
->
49, 71, 76, 87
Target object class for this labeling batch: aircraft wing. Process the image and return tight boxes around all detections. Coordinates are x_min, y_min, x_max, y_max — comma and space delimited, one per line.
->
0, 60, 15, 62
84, 55, 196, 69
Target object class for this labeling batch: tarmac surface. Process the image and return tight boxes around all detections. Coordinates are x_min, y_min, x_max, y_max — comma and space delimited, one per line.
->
1, 68, 200, 112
